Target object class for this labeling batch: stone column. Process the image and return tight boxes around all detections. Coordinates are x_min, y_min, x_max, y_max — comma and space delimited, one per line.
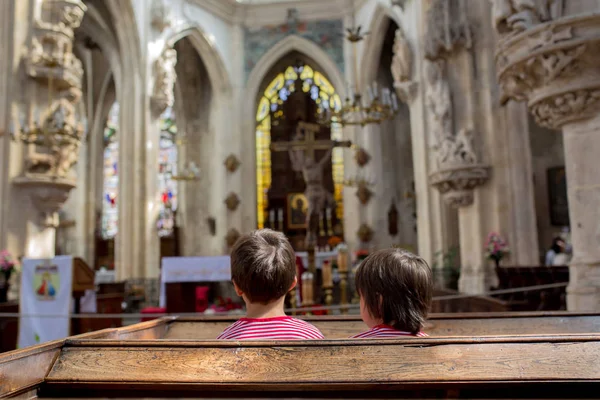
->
423, 0, 492, 293
9, 0, 87, 259
493, 1, 600, 310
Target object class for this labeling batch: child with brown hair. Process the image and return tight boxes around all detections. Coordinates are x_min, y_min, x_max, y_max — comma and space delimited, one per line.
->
352, 248, 433, 338
217, 229, 324, 340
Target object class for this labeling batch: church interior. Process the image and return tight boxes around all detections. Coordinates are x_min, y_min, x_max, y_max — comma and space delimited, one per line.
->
1, 0, 600, 397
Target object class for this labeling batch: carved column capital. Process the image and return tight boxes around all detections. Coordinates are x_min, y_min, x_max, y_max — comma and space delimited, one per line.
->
496, 13, 600, 129
429, 164, 490, 208
13, 176, 76, 227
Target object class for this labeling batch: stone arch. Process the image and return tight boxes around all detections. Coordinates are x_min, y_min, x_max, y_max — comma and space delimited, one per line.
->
240, 35, 348, 232
167, 24, 232, 96
360, 3, 403, 87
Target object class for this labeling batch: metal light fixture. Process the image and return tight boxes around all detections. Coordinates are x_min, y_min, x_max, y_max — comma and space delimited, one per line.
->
319, 1, 399, 127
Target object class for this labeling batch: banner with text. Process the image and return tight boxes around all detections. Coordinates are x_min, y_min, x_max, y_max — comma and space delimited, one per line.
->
18, 256, 73, 348
160, 256, 231, 308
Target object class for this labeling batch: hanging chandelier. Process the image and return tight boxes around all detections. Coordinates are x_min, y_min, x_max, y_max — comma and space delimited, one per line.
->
319, 3, 399, 127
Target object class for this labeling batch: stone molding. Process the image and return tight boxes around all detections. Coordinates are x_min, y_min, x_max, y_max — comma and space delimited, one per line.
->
495, 13, 600, 129
429, 164, 490, 208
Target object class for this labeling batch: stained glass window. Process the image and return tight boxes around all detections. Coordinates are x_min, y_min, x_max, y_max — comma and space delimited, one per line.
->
157, 107, 178, 238
255, 64, 344, 229
101, 103, 119, 239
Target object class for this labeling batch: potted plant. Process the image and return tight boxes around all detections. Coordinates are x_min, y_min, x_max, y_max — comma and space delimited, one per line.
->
484, 232, 509, 268
0, 250, 17, 303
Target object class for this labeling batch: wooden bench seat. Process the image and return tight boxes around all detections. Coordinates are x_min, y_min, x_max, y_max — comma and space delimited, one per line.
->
3, 334, 600, 398
2, 313, 599, 399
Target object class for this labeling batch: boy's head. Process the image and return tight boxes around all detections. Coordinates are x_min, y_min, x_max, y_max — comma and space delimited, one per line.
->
355, 248, 433, 334
230, 229, 297, 305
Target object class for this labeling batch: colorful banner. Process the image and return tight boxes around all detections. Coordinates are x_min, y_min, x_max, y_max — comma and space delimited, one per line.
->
18, 256, 73, 348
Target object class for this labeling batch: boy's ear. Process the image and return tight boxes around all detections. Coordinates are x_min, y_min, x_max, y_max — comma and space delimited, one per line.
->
232, 280, 244, 297
288, 276, 298, 291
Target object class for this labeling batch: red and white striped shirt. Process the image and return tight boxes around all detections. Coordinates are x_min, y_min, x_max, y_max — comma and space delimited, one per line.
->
351, 324, 428, 339
217, 316, 324, 340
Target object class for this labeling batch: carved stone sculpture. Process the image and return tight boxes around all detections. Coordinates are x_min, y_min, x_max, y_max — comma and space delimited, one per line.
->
391, 28, 411, 83
151, 48, 178, 115
424, 0, 472, 60
27, 0, 86, 90
224, 154, 241, 173
391, 27, 417, 103
425, 60, 452, 148
354, 147, 371, 167
357, 224, 374, 243
224, 193, 240, 211
491, 0, 563, 35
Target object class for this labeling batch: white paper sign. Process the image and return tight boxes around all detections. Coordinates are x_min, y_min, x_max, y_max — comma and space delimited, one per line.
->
18, 256, 73, 348
159, 256, 231, 308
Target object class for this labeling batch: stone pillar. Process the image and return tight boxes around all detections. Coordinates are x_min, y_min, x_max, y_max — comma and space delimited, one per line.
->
423, 0, 492, 293
9, 0, 87, 259
493, 1, 600, 310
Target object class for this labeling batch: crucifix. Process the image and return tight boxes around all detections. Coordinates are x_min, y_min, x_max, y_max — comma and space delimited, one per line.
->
271, 121, 351, 272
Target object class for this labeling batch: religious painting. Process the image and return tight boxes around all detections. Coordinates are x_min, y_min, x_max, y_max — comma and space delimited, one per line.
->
547, 166, 570, 227
287, 193, 308, 229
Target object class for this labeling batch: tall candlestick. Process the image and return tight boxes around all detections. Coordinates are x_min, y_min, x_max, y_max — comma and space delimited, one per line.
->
278, 208, 283, 231
322, 260, 333, 288
301, 272, 314, 306
337, 245, 348, 273
326, 208, 333, 236
269, 209, 275, 228
319, 212, 325, 236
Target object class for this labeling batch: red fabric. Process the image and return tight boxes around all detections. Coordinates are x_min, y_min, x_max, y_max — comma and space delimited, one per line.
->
140, 307, 166, 322
217, 316, 324, 340
195, 286, 210, 313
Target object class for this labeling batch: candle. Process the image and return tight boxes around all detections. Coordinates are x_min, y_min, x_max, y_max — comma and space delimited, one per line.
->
269, 209, 275, 227
301, 272, 313, 305
278, 208, 283, 231
337, 246, 348, 273
322, 260, 333, 288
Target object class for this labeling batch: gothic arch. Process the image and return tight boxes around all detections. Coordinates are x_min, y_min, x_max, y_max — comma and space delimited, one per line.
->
167, 24, 232, 96
240, 35, 348, 232
361, 3, 403, 87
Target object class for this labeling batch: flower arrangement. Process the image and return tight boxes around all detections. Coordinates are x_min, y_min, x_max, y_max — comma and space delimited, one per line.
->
327, 236, 342, 248
0, 250, 16, 277
484, 232, 509, 264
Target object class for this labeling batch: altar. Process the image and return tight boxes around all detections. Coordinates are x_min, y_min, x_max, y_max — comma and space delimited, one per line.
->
296, 250, 337, 270
159, 256, 231, 309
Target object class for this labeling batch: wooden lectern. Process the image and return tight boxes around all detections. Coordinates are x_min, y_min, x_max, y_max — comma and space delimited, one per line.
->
70, 258, 95, 335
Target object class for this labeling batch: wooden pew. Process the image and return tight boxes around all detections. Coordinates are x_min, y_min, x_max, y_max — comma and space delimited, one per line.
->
75, 312, 600, 340
2, 332, 599, 398
494, 265, 569, 311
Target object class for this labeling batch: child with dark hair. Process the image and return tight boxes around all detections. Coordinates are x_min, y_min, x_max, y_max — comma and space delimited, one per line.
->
217, 229, 323, 340
352, 248, 433, 338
